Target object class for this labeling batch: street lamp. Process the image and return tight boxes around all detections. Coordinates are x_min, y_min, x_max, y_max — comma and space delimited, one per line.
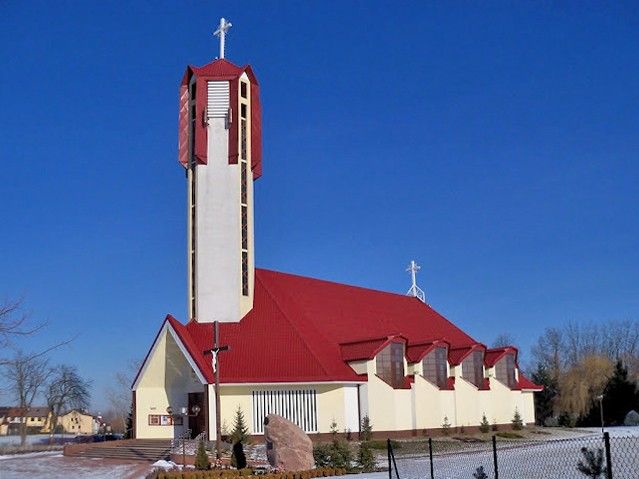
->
167, 405, 202, 466
595, 394, 604, 434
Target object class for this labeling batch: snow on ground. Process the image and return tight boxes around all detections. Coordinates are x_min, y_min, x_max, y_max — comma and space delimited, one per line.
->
388, 427, 639, 479
0, 452, 151, 479
1, 427, 637, 479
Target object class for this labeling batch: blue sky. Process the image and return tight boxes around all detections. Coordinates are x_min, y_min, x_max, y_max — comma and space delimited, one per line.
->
1, 1, 638, 410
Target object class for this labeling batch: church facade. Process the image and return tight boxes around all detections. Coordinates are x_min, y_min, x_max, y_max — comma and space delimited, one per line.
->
132, 27, 541, 441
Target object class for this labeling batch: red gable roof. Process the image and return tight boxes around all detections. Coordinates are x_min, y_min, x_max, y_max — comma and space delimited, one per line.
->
405, 340, 450, 363
340, 335, 407, 362
449, 344, 486, 366
156, 268, 485, 384
484, 347, 518, 368
518, 373, 544, 391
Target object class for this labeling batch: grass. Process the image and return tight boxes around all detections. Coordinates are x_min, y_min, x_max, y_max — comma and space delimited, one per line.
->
369, 440, 401, 450
495, 432, 525, 439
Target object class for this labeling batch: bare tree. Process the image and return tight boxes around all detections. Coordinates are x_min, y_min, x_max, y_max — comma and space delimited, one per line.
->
105, 359, 140, 438
531, 327, 565, 381
2, 351, 54, 446
0, 300, 42, 364
46, 365, 91, 441
492, 333, 516, 348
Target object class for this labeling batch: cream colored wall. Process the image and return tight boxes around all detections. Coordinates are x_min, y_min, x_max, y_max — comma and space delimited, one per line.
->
363, 359, 413, 432
217, 383, 349, 436
412, 375, 455, 430
520, 391, 536, 424
135, 327, 206, 439
453, 377, 482, 427
352, 357, 537, 433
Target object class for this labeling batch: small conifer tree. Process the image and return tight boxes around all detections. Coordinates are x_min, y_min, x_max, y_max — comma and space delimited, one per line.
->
491, 419, 498, 432
232, 441, 247, 470
194, 438, 210, 470
473, 466, 489, 479
230, 405, 249, 444
124, 404, 134, 439
479, 414, 490, 433
577, 447, 607, 478
359, 415, 373, 442
441, 416, 451, 436
511, 408, 524, 431
357, 416, 375, 472
327, 419, 352, 469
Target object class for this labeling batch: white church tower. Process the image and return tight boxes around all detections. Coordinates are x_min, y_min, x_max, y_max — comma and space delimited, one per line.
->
177, 19, 263, 323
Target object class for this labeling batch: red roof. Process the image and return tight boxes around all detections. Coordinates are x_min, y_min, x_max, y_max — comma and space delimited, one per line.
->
405, 340, 450, 363
518, 373, 544, 391
484, 347, 518, 367
143, 268, 541, 391
448, 344, 486, 366
340, 335, 407, 362
190, 58, 244, 79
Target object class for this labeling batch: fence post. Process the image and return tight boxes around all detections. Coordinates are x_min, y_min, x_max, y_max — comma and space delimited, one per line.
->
492, 435, 499, 479
428, 437, 434, 479
387, 439, 392, 479
603, 432, 613, 479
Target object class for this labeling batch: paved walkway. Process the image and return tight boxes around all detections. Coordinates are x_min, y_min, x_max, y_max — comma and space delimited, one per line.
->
0, 451, 151, 479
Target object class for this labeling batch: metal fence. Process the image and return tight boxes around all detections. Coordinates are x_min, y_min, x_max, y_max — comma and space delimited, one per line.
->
387, 432, 639, 479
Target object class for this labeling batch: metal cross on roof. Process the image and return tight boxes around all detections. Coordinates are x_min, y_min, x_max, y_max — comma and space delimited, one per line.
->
406, 260, 426, 303
213, 17, 232, 59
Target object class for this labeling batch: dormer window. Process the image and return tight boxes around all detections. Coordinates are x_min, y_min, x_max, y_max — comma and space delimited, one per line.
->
461, 350, 484, 387
495, 353, 517, 388
376, 342, 405, 388
422, 346, 448, 388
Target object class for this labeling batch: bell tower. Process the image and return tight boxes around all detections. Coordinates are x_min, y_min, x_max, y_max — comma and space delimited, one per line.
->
177, 19, 262, 323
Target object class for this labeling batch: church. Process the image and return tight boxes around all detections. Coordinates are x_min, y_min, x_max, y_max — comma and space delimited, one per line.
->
132, 20, 541, 441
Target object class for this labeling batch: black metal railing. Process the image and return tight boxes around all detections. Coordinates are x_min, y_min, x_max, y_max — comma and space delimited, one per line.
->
387, 432, 639, 479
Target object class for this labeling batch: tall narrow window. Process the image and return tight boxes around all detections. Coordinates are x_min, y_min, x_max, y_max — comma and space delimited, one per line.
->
376, 342, 405, 388
240, 114, 249, 297
188, 78, 198, 319
495, 354, 517, 388
461, 350, 484, 387
422, 346, 448, 387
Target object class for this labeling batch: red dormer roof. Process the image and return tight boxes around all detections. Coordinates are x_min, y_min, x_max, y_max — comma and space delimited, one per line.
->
449, 344, 487, 366
340, 335, 407, 362
484, 347, 518, 368
405, 339, 450, 363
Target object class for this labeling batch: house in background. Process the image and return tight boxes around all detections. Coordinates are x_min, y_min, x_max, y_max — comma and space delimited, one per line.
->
58, 410, 97, 435
0, 407, 9, 435
0, 407, 53, 435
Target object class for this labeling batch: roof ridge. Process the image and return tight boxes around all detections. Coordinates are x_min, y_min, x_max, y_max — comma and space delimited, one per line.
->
256, 273, 330, 376
257, 268, 480, 346
257, 268, 420, 301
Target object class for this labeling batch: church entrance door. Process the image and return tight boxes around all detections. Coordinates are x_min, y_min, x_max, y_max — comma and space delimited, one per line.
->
188, 392, 205, 438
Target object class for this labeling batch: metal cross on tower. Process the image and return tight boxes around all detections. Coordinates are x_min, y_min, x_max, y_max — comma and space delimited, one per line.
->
406, 260, 426, 303
213, 17, 232, 59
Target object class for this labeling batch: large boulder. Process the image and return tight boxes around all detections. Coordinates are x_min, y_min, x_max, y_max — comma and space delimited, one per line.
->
264, 414, 315, 471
